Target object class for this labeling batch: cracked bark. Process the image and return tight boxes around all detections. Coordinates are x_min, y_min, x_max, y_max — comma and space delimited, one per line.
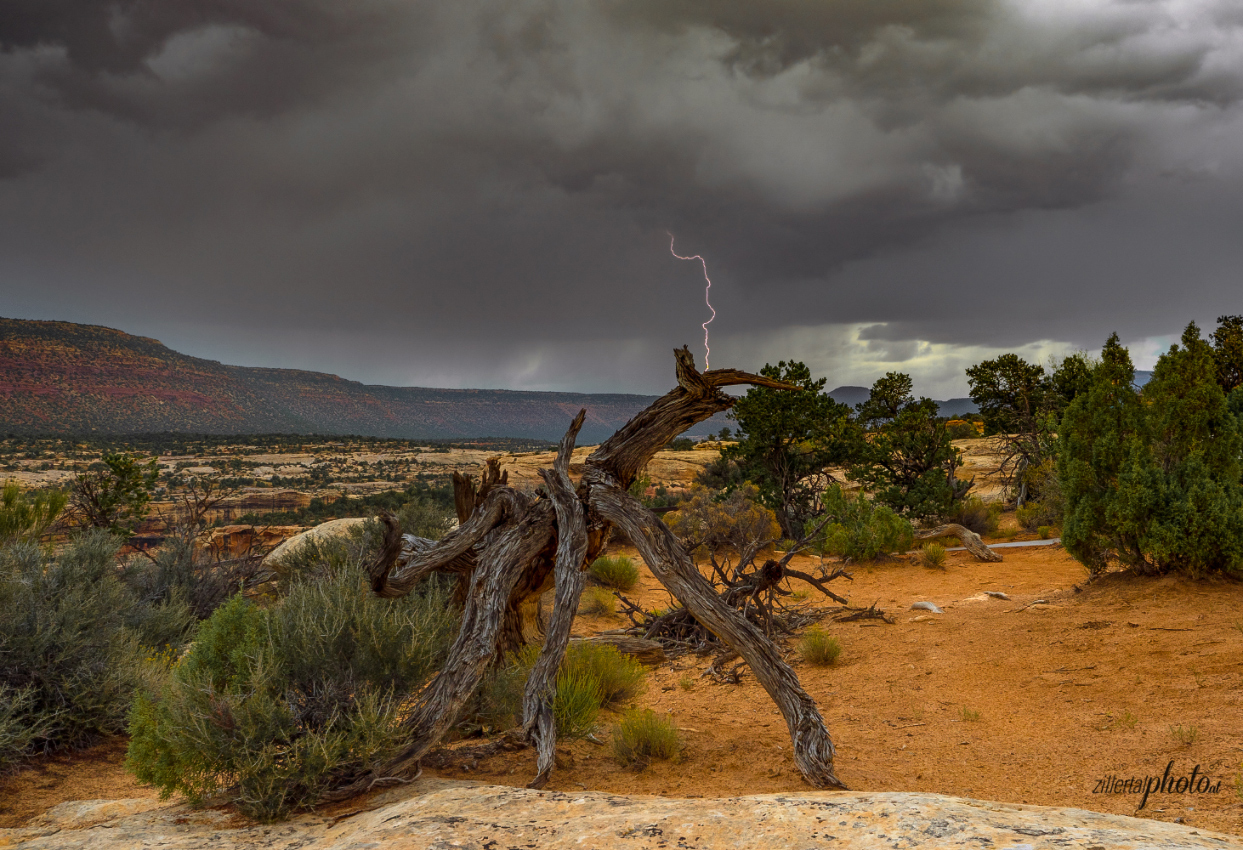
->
345, 347, 845, 795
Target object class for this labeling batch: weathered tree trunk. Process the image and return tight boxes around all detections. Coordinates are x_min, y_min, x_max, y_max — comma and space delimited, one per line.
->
915, 523, 1002, 562
588, 487, 844, 789
349, 347, 846, 796
521, 411, 589, 788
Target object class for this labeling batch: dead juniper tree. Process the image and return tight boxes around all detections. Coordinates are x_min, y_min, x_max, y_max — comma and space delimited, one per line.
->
350, 347, 847, 795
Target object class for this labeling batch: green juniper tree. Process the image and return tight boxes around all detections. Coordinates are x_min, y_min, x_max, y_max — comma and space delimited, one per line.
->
71, 451, 159, 537
847, 372, 966, 522
722, 361, 853, 539
1211, 314, 1243, 393
1059, 324, 1243, 576
966, 351, 1092, 509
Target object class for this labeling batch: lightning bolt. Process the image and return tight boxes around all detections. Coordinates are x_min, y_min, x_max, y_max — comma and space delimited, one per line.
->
668, 232, 716, 370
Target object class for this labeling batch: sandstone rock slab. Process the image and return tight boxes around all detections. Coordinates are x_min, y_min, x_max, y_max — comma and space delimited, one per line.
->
2, 780, 1238, 850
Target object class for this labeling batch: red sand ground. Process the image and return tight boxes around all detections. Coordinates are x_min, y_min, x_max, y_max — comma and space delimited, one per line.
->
4, 539, 1242, 835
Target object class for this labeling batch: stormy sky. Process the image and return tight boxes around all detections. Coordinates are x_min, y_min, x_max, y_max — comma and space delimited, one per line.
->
2, 1, 1242, 396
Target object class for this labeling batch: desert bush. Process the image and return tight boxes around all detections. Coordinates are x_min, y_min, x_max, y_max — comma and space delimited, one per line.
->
666, 484, 781, 563
805, 486, 913, 562
578, 586, 615, 616
0, 481, 67, 544
561, 642, 645, 708
948, 496, 1000, 536
946, 421, 980, 440
612, 709, 681, 769
1037, 525, 1052, 540
0, 531, 167, 772
920, 543, 947, 569
799, 627, 842, 666
470, 642, 646, 737
1015, 458, 1063, 530
0, 686, 44, 774
125, 566, 458, 820
267, 520, 383, 593
588, 555, 640, 590
1016, 499, 1060, 531
548, 670, 604, 741
397, 497, 455, 540
120, 532, 260, 624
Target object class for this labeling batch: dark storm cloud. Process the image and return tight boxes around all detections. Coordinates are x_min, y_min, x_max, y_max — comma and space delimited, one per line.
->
1, 1, 1241, 393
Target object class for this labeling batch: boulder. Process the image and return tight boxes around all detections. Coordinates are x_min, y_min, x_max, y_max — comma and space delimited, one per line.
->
3, 780, 1237, 850
263, 517, 368, 567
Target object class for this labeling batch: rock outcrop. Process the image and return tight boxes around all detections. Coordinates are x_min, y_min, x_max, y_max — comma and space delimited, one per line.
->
263, 517, 367, 566
3, 780, 1237, 850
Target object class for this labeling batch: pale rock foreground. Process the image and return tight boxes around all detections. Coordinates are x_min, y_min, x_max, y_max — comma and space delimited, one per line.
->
3, 779, 1240, 850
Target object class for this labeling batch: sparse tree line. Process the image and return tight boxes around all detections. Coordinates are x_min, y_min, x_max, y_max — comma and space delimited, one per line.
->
699, 314, 1243, 579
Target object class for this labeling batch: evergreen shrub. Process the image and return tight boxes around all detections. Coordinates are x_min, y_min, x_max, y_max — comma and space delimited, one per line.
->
805, 486, 913, 561
1060, 325, 1243, 576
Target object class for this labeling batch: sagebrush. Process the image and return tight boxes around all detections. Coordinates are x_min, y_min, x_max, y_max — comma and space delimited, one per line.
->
126, 565, 458, 820
0, 531, 178, 773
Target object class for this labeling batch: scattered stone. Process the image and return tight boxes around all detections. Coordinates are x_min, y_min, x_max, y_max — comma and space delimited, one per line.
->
985, 591, 1010, 600
910, 601, 944, 613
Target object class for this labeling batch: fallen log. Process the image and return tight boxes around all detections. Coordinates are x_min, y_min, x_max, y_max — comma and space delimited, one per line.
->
914, 523, 1002, 562
571, 635, 667, 665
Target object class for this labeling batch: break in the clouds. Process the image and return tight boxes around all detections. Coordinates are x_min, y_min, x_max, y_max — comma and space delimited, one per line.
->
1, 1, 1241, 395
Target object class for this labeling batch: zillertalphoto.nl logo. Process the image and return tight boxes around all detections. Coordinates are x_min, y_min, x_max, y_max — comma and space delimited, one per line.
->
1092, 761, 1223, 810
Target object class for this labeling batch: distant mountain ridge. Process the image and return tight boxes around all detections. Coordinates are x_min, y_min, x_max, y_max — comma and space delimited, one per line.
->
828, 385, 978, 417
829, 370, 1156, 417
0, 318, 732, 443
